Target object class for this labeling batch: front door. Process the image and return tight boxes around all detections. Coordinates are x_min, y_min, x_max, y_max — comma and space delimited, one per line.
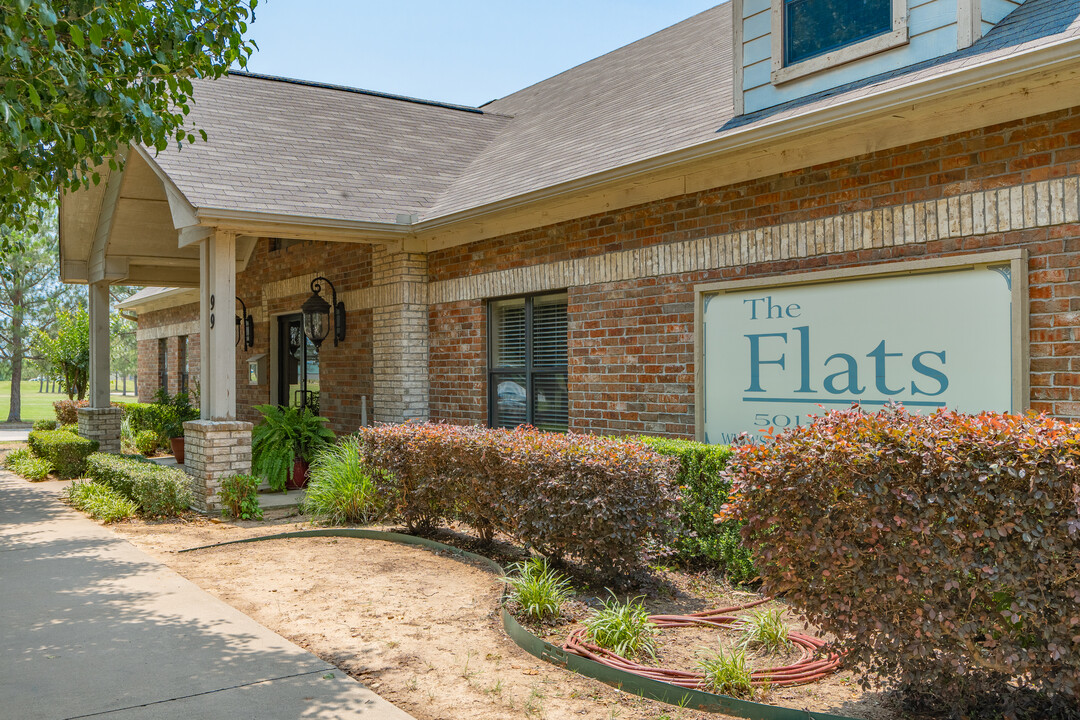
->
277, 313, 320, 413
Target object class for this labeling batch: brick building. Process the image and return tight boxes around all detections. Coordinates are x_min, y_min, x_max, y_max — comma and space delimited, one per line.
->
63, 0, 1080, 503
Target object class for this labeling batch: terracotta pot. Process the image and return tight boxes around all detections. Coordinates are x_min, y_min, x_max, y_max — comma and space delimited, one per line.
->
170, 437, 185, 465
288, 459, 310, 490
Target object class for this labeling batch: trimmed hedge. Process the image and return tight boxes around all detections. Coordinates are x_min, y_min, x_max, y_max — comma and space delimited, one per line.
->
633, 436, 755, 584
357, 423, 679, 574
27, 429, 98, 478
119, 402, 171, 435
723, 407, 1080, 709
32, 419, 57, 431
85, 453, 192, 517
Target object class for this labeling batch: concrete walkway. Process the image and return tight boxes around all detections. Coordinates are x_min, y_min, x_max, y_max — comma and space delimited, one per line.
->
0, 428, 30, 442
0, 473, 415, 720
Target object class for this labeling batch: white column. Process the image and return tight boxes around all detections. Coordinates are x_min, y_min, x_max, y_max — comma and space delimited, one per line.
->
198, 229, 237, 420
88, 280, 111, 408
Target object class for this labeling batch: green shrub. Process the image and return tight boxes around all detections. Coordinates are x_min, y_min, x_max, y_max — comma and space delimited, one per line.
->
584, 593, 658, 661
4, 447, 53, 481
32, 419, 57, 431
65, 480, 138, 522
53, 398, 87, 425
27, 429, 98, 479
134, 429, 159, 455
59, 423, 78, 434
303, 437, 388, 524
357, 424, 678, 574
3, 446, 30, 470
633, 436, 755, 583
723, 407, 1080, 707
697, 647, 753, 698
219, 474, 262, 520
122, 402, 170, 435
502, 557, 573, 622
85, 453, 192, 517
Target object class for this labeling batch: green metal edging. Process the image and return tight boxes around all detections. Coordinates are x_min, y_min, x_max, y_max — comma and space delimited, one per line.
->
180, 529, 861, 720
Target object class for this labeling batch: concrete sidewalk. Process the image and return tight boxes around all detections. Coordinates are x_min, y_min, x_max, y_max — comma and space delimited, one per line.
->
0, 473, 415, 720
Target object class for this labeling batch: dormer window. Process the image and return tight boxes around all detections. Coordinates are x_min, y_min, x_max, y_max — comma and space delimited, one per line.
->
771, 0, 908, 84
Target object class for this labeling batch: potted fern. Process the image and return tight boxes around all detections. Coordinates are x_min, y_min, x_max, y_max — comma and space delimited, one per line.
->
251, 404, 335, 491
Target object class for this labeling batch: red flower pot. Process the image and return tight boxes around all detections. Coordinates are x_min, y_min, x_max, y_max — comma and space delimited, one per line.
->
170, 437, 185, 465
288, 459, 310, 490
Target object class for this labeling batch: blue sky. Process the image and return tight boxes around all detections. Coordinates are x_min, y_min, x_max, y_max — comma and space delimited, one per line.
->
241, 1, 721, 107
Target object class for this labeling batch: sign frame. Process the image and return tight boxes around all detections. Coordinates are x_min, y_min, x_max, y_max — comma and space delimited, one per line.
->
693, 249, 1029, 442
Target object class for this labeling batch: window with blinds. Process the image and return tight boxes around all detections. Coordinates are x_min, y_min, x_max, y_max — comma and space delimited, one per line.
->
489, 292, 568, 432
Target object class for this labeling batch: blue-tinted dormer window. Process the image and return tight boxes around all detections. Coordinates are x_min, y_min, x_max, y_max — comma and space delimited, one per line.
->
784, 0, 892, 65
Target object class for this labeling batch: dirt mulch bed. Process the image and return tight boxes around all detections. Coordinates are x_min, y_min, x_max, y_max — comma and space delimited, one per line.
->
109, 509, 898, 720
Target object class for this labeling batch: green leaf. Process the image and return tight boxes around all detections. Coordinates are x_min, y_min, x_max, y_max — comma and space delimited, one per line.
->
68, 24, 84, 48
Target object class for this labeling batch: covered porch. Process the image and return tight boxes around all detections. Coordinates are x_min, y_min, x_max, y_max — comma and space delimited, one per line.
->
59, 145, 430, 511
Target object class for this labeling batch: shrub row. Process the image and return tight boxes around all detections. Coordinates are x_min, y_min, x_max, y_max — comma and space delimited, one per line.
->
85, 453, 192, 517
32, 419, 57, 431
633, 436, 754, 583
723, 407, 1080, 707
27, 430, 98, 479
357, 423, 679, 574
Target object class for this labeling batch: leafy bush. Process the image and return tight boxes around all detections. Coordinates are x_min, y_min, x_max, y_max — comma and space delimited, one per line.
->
65, 480, 138, 523
634, 436, 755, 583
303, 437, 388, 524
697, 647, 753, 698
134, 429, 159, 455
122, 402, 170, 435
53, 398, 88, 425
4, 447, 53, 481
502, 557, 573, 622
59, 423, 78, 434
32, 419, 57, 431
357, 423, 678, 574
584, 593, 658, 661
85, 453, 192, 517
252, 404, 335, 491
27, 429, 98, 479
218, 474, 262, 520
723, 407, 1080, 707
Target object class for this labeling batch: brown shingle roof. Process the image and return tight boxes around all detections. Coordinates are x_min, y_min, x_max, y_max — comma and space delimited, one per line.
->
151, 0, 1080, 226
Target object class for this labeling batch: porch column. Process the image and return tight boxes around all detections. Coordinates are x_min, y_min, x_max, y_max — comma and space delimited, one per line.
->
372, 246, 430, 423
186, 229, 251, 513
78, 281, 121, 452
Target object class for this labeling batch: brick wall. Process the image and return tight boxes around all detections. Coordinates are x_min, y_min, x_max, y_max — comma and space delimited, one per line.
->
426, 107, 1080, 433
136, 303, 200, 402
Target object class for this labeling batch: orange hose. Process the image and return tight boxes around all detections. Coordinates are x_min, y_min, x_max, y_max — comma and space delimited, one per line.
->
562, 598, 843, 690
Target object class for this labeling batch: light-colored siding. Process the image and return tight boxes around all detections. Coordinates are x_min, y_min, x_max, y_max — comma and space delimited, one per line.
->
739, 0, 1026, 114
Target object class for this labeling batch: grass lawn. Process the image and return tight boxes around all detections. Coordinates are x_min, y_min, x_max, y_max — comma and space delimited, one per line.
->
0, 381, 136, 423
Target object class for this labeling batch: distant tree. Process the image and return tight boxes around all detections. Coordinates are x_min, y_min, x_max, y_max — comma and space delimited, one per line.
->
0, 206, 73, 420
110, 291, 138, 395
34, 307, 89, 401
0, 0, 259, 239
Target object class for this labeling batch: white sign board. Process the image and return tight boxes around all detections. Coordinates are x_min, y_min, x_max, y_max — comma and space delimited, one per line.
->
699, 262, 1020, 445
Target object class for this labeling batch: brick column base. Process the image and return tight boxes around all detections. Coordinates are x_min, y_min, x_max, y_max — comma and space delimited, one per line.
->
183, 420, 252, 513
77, 407, 121, 454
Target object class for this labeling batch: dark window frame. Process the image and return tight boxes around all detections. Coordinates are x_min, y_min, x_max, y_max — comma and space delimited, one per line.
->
782, 0, 893, 66
178, 335, 189, 394
157, 338, 169, 393
487, 290, 568, 432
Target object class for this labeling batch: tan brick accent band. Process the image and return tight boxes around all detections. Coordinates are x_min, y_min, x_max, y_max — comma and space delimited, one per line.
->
136, 320, 199, 342
429, 176, 1080, 305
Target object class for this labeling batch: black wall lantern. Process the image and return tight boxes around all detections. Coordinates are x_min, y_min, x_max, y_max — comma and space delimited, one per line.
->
301, 276, 346, 348
235, 296, 254, 351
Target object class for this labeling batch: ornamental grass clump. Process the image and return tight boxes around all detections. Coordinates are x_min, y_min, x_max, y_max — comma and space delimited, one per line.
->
65, 481, 138, 523
737, 608, 792, 655
4, 447, 52, 481
502, 557, 573, 622
584, 593, 658, 661
303, 437, 389, 525
722, 406, 1080, 713
697, 646, 753, 698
